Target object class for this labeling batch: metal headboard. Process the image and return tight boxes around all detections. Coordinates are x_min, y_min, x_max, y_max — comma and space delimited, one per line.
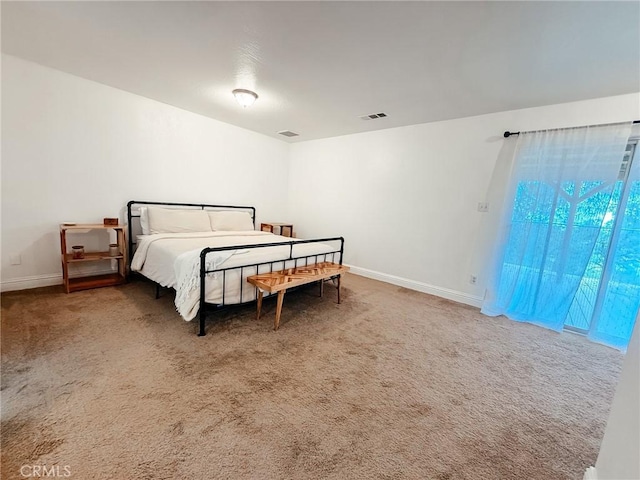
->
126, 200, 256, 266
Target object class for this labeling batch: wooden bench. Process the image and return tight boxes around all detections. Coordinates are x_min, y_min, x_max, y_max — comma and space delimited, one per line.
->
247, 262, 350, 330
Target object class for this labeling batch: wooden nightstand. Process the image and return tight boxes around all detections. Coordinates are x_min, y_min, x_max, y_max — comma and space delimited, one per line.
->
60, 224, 127, 293
261, 222, 294, 237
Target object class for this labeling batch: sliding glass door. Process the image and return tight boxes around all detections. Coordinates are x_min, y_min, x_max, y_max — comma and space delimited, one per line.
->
482, 124, 639, 350
566, 142, 640, 348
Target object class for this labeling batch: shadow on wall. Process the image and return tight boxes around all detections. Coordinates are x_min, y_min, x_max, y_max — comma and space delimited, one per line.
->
2, 227, 115, 283
484, 135, 508, 143
2, 228, 61, 279
473, 137, 518, 297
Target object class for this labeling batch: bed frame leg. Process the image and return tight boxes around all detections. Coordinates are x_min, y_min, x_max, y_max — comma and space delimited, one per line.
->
198, 309, 206, 336
198, 250, 207, 336
155, 284, 161, 299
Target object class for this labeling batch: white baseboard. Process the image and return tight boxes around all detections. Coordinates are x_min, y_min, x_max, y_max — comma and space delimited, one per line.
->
1, 273, 62, 292
346, 264, 483, 308
2, 265, 483, 309
1, 268, 115, 293
583, 466, 598, 480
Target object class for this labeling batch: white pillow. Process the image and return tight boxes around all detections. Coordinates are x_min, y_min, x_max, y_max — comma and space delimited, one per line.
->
208, 211, 254, 231
139, 207, 150, 235
147, 207, 212, 234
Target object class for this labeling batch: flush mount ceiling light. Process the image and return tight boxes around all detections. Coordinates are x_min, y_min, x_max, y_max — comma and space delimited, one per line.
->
232, 88, 258, 108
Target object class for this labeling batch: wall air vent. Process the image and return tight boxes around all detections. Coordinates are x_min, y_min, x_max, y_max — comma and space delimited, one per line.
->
278, 130, 299, 137
359, 112, 388, 121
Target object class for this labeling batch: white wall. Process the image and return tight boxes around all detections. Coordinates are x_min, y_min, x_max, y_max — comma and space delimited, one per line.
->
1, 54, 290, 291
289, 93, 640, 305
595, 314, 640, 480
3, 53, 639, 300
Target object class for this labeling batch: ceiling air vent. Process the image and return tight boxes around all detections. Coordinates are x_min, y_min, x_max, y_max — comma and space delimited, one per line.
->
359, 112, 388, 121
278, 130, 299, 137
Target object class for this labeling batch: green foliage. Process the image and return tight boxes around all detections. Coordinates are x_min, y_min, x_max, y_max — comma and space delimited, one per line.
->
507, 180, 640, 281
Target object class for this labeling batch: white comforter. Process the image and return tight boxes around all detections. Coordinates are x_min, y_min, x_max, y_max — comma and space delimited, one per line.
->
131, 231, 337, 321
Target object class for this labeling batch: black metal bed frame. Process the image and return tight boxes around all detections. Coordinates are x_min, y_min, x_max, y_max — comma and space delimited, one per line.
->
126, 201, 344, 336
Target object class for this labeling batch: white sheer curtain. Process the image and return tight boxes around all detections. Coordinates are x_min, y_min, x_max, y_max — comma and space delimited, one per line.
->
482, 123, 633, 336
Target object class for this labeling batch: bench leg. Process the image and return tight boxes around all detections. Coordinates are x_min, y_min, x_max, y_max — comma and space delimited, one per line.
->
319, 279, 324, 298
275, 290, 286, 330
337, 275, 342, 304
256, 290, 263, 320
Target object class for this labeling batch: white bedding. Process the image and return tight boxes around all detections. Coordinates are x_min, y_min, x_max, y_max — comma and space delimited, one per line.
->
131, 231, 337, 321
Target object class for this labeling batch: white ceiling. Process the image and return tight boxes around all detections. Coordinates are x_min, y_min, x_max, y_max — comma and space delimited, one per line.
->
2, 1, 639, 143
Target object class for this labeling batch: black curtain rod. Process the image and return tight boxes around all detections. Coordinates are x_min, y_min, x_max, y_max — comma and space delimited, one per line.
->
504, 120, 640, 138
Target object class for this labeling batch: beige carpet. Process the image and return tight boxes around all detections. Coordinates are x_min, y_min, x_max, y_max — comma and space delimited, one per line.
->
1, 274, 623, 479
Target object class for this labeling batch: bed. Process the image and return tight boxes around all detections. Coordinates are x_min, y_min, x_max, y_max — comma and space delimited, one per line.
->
127, 201, 344, 335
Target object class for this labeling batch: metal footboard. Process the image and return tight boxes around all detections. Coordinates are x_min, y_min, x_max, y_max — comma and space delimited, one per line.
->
197, 237, 344, 336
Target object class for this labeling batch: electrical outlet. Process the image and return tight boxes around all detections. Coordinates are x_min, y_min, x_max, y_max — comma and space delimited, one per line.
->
477, 202, 489, 213
10, 255, 21, 265
469, 274, 477, 285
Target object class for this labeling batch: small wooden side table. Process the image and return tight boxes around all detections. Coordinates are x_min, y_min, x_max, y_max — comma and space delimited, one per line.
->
60, 224, 127, 293
261, 222, 294, 237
